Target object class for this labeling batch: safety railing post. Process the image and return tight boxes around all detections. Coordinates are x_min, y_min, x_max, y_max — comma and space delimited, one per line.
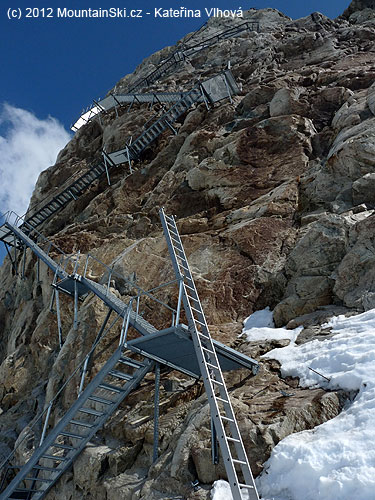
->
78, 355, 90, 396
153, 363, 161, 463
175, 278, 183, 326
39, 403, 53, 446
73, 280, 79, 330
55, 289, 63, 349
119, 300, 132, 347
106, 267, 113, 296
136, 295, 140, 321
83, 254, 90, 278
73, 250, 80, 274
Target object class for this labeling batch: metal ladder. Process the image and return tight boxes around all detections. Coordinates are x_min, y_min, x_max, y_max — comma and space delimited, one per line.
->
0, 348, 152, 500
160, 208, 259, 500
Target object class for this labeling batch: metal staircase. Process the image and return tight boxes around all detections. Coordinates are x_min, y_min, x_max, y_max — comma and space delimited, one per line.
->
125, 20, 259, 95
19, 160, 109, 233
160, 208, 259, 500
0, 348, 153, 500
24, 70, 238, 233
0, 211, 259, 499
105, 84, 202, 166
72, 20, 260, 130
105, 69, 239, 166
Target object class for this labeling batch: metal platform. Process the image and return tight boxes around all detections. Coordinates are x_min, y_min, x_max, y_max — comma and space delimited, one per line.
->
54, 275, 90, 298
71, 20, 260, 131
126, 325, 259, 378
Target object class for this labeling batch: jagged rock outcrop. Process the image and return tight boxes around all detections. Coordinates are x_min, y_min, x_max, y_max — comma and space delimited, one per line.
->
1, 2, 375, 498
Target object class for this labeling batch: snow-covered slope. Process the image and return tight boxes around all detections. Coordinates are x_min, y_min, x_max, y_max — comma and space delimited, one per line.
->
213, 308, 375, 500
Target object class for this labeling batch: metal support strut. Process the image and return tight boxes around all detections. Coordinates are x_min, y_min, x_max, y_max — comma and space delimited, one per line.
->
153, 362, 161, 463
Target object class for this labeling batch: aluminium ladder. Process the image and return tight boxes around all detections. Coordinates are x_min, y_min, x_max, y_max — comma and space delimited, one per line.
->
160, 208, 259, 500
0, 348, 152, 500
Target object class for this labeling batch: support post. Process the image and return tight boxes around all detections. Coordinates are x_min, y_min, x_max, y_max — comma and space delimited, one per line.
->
83, 254, 90, 278
78, 356, 90, 396
81, 308, 113, 391
153, 363, 161, 463
5, 244, 17, 276
13, 235, 18, 275
127, 96, 135, 113
55, 289, 63, 349
39, 403, 52, 445
126, 146, 133, 174
164, 120, 178, 135
49, 287, 56, 313
21, 247, 26, 279
199, 85, 211, 110
106, 268, 112, 296
136, 295, 140, 320
73, 279, 79, 330
223, 74, 233, 104
119, 303, 132, 346
175, 279, 183, 326
102, 153, 111, 186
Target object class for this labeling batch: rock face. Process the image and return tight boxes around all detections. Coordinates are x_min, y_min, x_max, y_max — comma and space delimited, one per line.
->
1, 4, 375, 499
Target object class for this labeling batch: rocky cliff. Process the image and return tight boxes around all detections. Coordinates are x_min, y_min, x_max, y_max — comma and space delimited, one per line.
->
1, 1, 375, 498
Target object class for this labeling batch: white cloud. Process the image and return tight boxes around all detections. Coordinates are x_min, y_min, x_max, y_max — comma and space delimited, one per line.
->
0, 103, 71, 216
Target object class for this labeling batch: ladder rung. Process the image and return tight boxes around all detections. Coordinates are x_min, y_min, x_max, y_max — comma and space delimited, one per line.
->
88, 395, 114, 405
52, 442, 75, 450
69, 419, 95, 428
191, 305, 203, 315
216, 397, 230, 405
227, 436, 241, 443
239, 483, 255, 490
178, 263, 189, 272
233, 459, 247, 465
207, 362, 219, 370
14, 488, 39, 493
98, 383, 124, 393
59, 431, 86, 439
170, 237, 182, 247
194, 318, 206, 326
32, 465, 60, 472
197, 331, 210, 339
184, 283, 195, 291
211, 379, 224, 386
119, 356, 144, 369
202, 346, 214, 354
42, 454, 68, 461
108, 369, 133, 381
220, 415, 235, 423
25, 476, 53, 483
78, 407, 104, 417
186, 294, 199, 303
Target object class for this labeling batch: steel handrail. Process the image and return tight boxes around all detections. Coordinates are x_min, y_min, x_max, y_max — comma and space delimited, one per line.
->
0, 302, 126, 473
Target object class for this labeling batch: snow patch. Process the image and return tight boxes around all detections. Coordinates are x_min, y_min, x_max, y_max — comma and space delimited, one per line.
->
242, 307, 302, 343
211, 479, 250, 500
257, 308, 375, 500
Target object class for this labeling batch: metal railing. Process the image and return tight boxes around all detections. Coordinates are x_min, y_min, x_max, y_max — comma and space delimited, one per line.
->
71, 20, 260, 130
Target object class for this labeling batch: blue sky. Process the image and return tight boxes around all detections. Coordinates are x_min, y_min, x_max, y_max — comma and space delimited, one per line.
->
0, 0, 351, 263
